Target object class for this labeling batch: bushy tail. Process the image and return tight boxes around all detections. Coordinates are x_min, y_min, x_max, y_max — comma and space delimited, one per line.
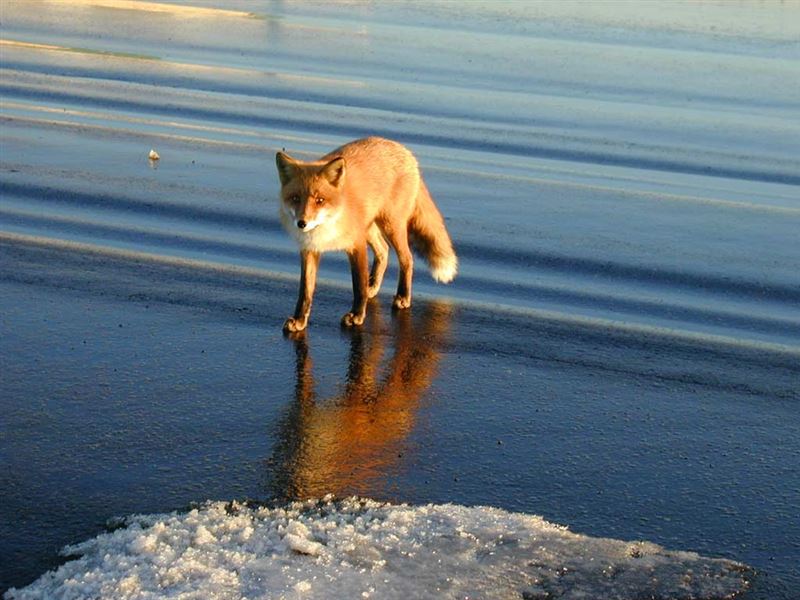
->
408, 181, 457, 283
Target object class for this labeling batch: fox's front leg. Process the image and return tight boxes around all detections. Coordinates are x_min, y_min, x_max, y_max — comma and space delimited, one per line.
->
342, 241, 369, 327
284, 250, 320, 333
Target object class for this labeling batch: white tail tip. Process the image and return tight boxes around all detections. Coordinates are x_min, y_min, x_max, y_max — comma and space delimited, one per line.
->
431, 256, 458, 283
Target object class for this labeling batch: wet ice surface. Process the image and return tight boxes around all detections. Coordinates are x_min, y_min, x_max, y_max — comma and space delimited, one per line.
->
6, 498, 750, 600
1, 1, 799, 598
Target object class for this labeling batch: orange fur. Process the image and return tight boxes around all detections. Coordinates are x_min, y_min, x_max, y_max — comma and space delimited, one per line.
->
276, 137, 457, 331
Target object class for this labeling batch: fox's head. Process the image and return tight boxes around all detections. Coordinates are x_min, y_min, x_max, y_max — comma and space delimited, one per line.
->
276, 151, 346, 235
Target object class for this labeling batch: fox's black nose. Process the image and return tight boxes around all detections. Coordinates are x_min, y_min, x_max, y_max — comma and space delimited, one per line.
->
297, 220, 306, 229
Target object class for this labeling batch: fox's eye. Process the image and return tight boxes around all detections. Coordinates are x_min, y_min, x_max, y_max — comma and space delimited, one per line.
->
315, 196, 325, 205
289, 195, 300, 204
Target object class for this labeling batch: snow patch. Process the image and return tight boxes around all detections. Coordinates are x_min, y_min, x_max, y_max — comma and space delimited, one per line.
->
5, 497, 751, 599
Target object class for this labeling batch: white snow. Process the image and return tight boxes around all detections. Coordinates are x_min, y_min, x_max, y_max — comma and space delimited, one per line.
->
6, 497, 749, 600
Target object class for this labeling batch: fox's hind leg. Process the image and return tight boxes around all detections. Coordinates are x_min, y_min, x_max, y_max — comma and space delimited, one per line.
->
342, 241, 369, 327
367, 223, 389, 299
382, 224, 414, 310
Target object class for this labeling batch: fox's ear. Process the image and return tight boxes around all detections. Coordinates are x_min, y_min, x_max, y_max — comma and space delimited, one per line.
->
276, 152, 298, 186
321, 157, 346, 187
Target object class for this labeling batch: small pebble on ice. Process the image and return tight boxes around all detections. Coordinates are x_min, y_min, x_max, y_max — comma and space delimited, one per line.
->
148, 149, 160, 160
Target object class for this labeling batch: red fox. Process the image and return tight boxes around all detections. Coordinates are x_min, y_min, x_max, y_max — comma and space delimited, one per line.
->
276, 136, 457, 332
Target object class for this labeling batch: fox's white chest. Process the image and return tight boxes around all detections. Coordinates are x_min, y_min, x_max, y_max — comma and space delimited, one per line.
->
280, 205, 349, 253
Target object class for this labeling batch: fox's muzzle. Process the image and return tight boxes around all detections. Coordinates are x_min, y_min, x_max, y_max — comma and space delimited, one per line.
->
297, 220, 307, 229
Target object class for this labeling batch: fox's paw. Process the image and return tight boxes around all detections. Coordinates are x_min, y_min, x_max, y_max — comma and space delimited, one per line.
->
392, 295, 412, 310
340, 311, 366, 327
283, 317, 307, 333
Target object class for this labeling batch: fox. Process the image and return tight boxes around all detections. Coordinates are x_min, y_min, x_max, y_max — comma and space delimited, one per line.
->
275, 136, 457, 332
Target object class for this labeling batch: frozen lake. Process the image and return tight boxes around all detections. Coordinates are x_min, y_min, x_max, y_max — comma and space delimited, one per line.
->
1, 1, 799, 598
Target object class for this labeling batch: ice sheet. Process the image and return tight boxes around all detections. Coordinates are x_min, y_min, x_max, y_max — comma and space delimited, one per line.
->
6, 498, 750, 600
2, 1, 798, 598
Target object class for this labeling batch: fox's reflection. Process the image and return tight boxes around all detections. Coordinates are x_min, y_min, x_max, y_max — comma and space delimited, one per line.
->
272, 300, 452, 500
